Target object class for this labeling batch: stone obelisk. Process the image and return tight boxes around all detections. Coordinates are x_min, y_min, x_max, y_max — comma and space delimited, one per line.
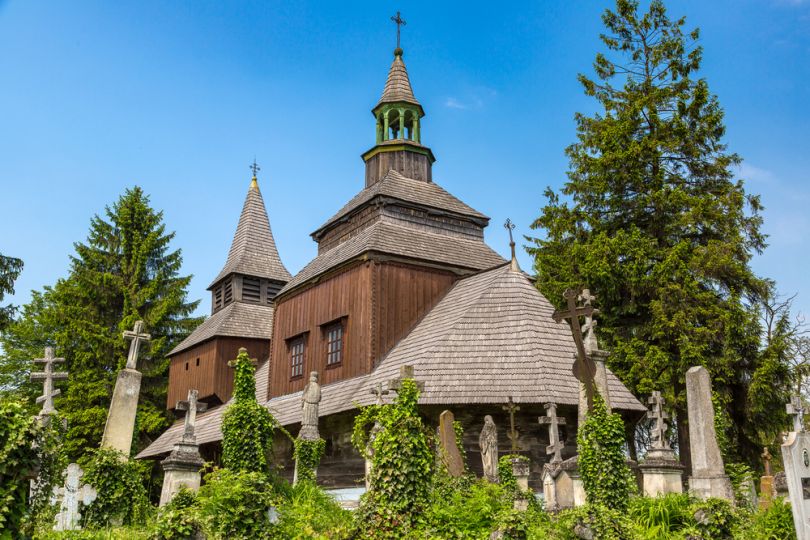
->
101, 320, 150, 455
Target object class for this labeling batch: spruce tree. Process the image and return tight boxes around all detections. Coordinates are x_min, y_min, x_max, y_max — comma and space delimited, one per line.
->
528, 0, 782, 469
0, 253, 23, 331
0, 187, 201, 458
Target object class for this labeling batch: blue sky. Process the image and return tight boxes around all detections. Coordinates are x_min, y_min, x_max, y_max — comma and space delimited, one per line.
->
2, 1, 809, 320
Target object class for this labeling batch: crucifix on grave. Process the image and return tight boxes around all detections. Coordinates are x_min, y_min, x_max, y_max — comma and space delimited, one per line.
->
552, 288, 599, 412
30, 347, 68, 417
370, 382, 390, 405
539, 402, 566, 464
648, 391, 671, 450
176, 389, 207, 445
389, 365, 425, 393
762, 447, 773, 477
787, 395, 805, 433
502, 397, 520, 452
123, 320, 151, 370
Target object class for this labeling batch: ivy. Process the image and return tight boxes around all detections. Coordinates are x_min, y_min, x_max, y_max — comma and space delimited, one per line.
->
221, 348, 277, 473
152, 487, 198, 540
195, 468, 277, 539
577, 393, 635, 511
22, 415, 69, 537
0, 400, 41, 534
80, 447, 152, 529
293, 437, 326, 484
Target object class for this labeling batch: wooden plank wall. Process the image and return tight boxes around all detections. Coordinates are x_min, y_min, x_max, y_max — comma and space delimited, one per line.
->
214, 337, 271, 403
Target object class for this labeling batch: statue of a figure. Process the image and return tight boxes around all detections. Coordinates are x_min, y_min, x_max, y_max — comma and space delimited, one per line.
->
299, 371, 321, 440
479, 415, 499, 483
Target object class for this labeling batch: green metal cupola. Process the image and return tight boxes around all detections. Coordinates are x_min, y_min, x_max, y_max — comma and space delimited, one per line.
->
362, 47, 435, 187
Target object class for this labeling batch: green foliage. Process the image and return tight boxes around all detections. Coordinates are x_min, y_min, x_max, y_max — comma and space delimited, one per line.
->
577, 394, 634, 510
151, 487, 198, 540
627, 493, 694, 540
0, 187, 201, 459
274, 480, 354, 539
293, 438, 326, 484
550, 504, 637, 540
21, 415, 69, 538
352, 378, 433, 538
221, 349, 277, 473
497, 455, 520, 494
80, 447, 152, 529
740, 498, 796, 540
0, 399, 40, 534
36, 527, 154, 539
195, 468, 277, 540
528, 0, 783, 467
0, 253, 23, 331
726, 461, 756, 510
688, 497, 739, 540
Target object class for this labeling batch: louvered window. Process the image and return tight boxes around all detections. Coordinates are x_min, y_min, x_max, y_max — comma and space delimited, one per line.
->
213, 285, 223, 311
325, 322, 344, 366
289, 337, 305, 379
243, 277, 261, 303
223, 280, 233, 305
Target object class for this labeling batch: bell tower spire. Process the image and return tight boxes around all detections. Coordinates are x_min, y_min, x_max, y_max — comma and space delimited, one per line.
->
362, 14, 435, 187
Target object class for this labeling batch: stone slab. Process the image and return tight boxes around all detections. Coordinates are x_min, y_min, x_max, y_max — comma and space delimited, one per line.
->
781, 430, 810, 539
438, 410, 464, 477
101, 369, 142, 456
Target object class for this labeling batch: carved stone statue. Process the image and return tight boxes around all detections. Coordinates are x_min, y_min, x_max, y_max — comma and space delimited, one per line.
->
299, 371, 321, 440
479, 415, 499, 483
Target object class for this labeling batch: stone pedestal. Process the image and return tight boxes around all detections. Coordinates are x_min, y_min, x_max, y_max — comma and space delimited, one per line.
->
159, 441, 204, 506
511, 457, 531, 511
759, 475, 775, 509
640, 448, 684, 497
101, 368, 142, 456
781, 430, 810, 539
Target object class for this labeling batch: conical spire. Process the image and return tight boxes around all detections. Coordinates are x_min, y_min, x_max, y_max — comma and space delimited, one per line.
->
376, 50, 421, 110
209, 174, 291, 288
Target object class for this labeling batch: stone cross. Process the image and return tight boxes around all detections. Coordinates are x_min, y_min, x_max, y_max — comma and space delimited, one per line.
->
502, 397, 520, 452
539, 402, 567, 464
30, 347, 68, 416
228, 347, 259, 368
552, 288, 598, 411
648, 391, 671, 450
787, 395, 805, 433
388, 365, 425, 393
54, 463, 96, 531
176, 389, 207, 444
370, 382, 390, 405
762, 447, 773, 477
123, 320, 151, 370
578, 289, 599, 354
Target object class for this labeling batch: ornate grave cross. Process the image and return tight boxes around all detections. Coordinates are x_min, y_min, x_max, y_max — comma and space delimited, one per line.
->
502, 397, 520, 452
176, 389, 208, 444
250, 158, 261, 178
123, 320, 151, 370
370, 382, 390, 405
552, 288, 598, 411
647, 391, 670, 450
761, 447, 773, 477
390, 11, 406, 50
388, 365, 425, 393
538, 402, 567, 464
786, 395, 805, 433
578, 289, 599, 354
30, 346, 68, 416
228, 347, 258, 368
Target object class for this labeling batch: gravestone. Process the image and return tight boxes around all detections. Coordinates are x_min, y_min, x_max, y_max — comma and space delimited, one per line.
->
54, 463, 96, 531
30, 347, 68, 420
539, 402, 566, 464
686, 366, 733, 500
294, 371, 323, 484
479, 415, 499, 483
159, 389, 206, 506
510, 457, 531, 511
639, 391, 684, 496
781, 429, 810, 539
101, 321, 150, 455
759, 447, 775, 510
438, 410, 464, 477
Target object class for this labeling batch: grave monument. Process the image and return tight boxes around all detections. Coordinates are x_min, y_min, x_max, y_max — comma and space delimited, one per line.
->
159, 389, 207, 506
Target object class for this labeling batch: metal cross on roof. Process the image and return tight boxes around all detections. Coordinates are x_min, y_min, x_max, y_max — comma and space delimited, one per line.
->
30, 346, 68, 416
370, 382, 390, 405
761, 447, 773, 477
787, 395, 805, 433
388, 364, 424, 393
123, 320, 151, 370
250, 159, 261, 178
647, 391, 671, 450
539, 402, 567, 464
176, 389, 208, 444
391, 11, 406, 50
552, 288, 598, 412
502, 397, 520, 452
504, 218, 517, 262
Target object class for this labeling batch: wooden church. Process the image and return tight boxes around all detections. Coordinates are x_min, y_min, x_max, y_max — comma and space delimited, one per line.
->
138, 43, 645, 488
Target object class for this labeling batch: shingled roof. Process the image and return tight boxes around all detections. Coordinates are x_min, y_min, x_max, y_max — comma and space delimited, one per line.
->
278, 218, 505, 297
209, 178, 291, 288
313, 170, 488, 239
168, 302, 275, 356
376, 51, 421, 110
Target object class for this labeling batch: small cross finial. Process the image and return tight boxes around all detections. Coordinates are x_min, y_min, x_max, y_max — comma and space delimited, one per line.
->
391, 11, 406, 51
250, 158, 261, 178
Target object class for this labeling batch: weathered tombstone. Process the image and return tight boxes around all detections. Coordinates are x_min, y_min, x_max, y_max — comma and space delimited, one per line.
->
438, 410, 464, 477
511, 457, 531, 511
294, 371, 322, 484
101, 321, 150, 455
542, 457, 585, 511
759, 447, 775, 510
30, 347, 68, 421
782, 396, 810, 539
686, 366, 733, 500
54, 463, 97, 531
639, 391, 684, 496
159, 389, 207, 506
479, 415, 499, 483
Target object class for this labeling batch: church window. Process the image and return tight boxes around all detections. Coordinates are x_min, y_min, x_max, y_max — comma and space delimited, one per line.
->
325, 321, 344, 366
289, 336, 305, 379
242, 277, 261, 303
223, 280, 233, 305
213, 285, 223, 311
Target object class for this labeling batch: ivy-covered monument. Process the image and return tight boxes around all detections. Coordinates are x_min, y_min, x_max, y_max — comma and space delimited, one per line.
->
137, 38, 646, 489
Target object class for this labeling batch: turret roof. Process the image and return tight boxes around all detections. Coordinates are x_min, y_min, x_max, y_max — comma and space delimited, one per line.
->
375, 51, 421, 110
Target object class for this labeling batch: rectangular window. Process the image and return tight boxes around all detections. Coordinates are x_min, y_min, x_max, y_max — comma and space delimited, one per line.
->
242, 277, 261, 303
289, 337, 305, 379
325, 322, 344, 366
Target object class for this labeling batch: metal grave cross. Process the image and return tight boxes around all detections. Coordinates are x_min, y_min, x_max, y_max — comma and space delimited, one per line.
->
370, 382, 390, 405
123, 320, 151, 370
786, 395, 805, 433
176, 389, 208, 444
30, 346, 68, 416
647, 391, 670, 450
502, 397, 521, 452
761, 446, 773, 477
390, 11, 406, 49
538, 402, 567, 464
388, 365, 425, 393
552, 288, 598, 411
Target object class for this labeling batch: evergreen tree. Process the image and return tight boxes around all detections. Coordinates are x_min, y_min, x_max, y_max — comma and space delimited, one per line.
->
528, 0, 783, 469
0, 253, 23, 331
0, 187, 201, 458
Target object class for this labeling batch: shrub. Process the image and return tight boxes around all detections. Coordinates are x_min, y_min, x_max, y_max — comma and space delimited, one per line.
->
550, 504, 638, 540
293, 438, 326, 484
688, 497, 738, 540
152, 487, 198, 540
80, 447, 152, 529
423, 477, 509, 538
0, 400, 41, 533
741, 497, 796, 540
274, 480, 353, 539
628, 493, 693, 539
195, 468, 277, 539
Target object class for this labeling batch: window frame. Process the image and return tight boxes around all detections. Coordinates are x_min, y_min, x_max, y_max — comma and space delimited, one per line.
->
287, 334, 306, 380
323, 319, 345, 368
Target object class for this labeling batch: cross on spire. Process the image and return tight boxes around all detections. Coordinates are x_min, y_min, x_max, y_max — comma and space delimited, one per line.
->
370, 382, 390, 405
552, 288, 598, 411
123, 320, 151, 370
388, 365, 424, 393
30, 346, 68, 416
787, 395, 805, 433
647, 391, 671, 450
502, 397, 520, 452
539, 402, 567, 464
390, 11, 406, 50
250, 158, 261, 178
176, 389, 208, 444
504, 218, 517, 268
